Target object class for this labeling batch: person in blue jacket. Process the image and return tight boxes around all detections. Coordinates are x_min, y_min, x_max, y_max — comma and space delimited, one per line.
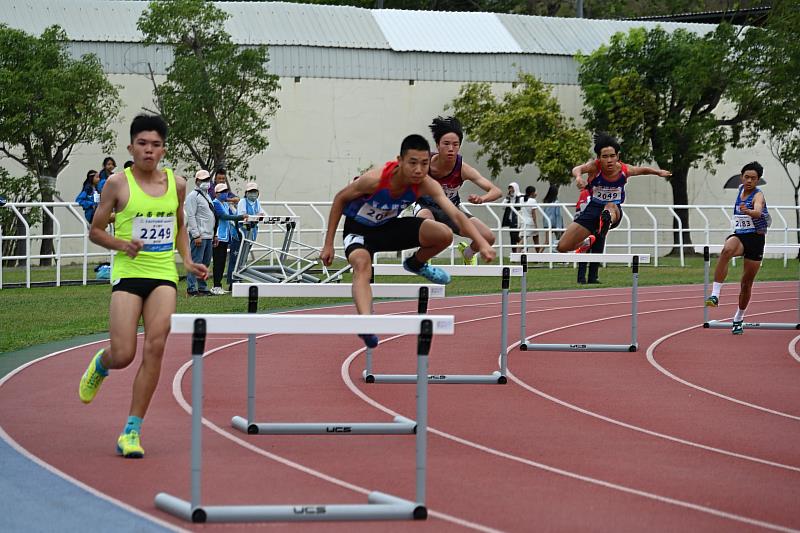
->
211, 182, 248, 293
75, 169, 100, 223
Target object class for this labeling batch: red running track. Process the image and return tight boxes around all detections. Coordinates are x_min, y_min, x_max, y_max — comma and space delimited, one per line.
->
1, 281, 799, 532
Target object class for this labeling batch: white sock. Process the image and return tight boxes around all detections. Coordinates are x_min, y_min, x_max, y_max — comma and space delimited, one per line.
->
733, 308, 745, 322
463, 246, 475, 259
711, 282, 723, 298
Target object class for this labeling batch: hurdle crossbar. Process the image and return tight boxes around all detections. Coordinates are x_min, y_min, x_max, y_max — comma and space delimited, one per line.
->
367, 265, 519, 384
511, 253, 646, 352
702, 245, 800, 330
231, 282, 446, 299
156, 314, 452, 523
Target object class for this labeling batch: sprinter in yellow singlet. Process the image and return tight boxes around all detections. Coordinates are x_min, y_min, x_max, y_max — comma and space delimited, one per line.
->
78, 114, 208, 458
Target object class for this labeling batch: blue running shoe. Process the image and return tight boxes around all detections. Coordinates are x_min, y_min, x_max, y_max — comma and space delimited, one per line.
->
731, 321, 744, 335
403, 258, 451, 285
358, 334, 379, 348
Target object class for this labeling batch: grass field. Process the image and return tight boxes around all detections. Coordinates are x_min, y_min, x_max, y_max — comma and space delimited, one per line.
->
1, 257, 797, 354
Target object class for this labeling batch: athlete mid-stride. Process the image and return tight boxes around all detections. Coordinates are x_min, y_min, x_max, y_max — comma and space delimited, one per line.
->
559, 132, 671, 253
320, 134, 495, 348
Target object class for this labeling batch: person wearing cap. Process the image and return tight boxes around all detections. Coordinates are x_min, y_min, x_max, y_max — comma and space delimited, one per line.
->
211, 182, 247, 294
237, 181, 267, 240
184, 169, 217, 296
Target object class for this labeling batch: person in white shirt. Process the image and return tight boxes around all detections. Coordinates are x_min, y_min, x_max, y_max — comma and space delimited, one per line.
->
518, 185, 541, 253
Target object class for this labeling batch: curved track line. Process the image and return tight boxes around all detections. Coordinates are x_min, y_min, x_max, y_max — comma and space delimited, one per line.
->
0, 338, 185, 533
340, 348, 799, 533
789, 335, 800, 364
645, 309, 800, 421
171, 338, 503, 533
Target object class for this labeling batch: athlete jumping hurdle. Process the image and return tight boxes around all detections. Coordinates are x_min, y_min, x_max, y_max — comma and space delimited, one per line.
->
320, 134, 495, 348
559, 132, 671, 254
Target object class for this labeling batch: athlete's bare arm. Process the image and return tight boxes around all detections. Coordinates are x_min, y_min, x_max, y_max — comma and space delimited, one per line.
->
88, 172, 142, 258
461, 163, 502, 204
739, 191, 765, 218
320, 170, 382, 266
420, 177, 496, 262
571, 161, 596, 189
627, 164, 671, 178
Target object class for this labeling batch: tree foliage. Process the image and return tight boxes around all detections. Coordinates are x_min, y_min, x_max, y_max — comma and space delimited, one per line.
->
0, 24, 120, 264
448, 73, 590, 184
577, 24, 763, 250
138, 0, 281, 179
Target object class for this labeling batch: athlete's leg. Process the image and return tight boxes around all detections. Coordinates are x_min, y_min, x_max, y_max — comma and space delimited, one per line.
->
557, 221, 592, 253
415, 219, 453, 263
713, 236, 744, 284
466, 217, 495, 250
415, 207, 435, 221
348, 248, 374, 315
104, 291, 145, 370
738, 258, 761, 312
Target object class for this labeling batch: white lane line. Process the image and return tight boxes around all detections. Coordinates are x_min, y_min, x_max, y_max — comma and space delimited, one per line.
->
789, 335, 800, 364
0, 338, 186, 533
645, 309, 800, 421
340, 347, 799, 533
170, 338, 504, 533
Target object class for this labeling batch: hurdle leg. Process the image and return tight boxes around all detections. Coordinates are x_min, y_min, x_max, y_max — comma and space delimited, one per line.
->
703, 246, 710, 326
520, 255, 528, 345
247, 286, 258, 423
191, 319, 206, 511
499, 268, 510, 378
415, 320, 432, 509
629, 256, 639, 351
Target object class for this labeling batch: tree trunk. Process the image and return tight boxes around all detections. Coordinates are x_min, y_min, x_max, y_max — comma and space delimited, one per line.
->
667, 167, 695, 256
38, 175, 55, 266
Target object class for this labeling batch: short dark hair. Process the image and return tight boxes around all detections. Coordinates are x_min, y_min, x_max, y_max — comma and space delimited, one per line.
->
400, 134, 430, 157
525, 185, 536, 195
429, 116, 463, 144
123, 160, 134, 169
214, 167, 227, 177
593, 132, 620, 156
741, 161, 763, 177
130, 114, 168, 142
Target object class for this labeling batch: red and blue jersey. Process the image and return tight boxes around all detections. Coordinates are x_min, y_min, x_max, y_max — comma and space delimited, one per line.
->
343, 161, 420, 227
734, 186, 770, 234
422, 153, 464, 206
589, 161, 629, 205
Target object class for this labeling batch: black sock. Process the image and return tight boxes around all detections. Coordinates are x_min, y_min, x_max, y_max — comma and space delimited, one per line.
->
405, 254, 424, 271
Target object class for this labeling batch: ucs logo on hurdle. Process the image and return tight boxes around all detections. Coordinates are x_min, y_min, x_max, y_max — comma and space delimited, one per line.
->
325, 426, 352, 433
293, 506, 327, 515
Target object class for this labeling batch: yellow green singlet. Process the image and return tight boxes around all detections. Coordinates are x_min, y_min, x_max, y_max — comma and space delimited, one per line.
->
111, 167, 179, 284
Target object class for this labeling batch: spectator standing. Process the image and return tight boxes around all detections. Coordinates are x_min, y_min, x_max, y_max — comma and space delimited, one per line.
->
75, 170, 100, 223
501, 182, 522, 254
237, 182, 267, 241
518, 185, 541, 253
210, 182, 247, 294
97, 157, 117, 193
541, 184, 563, 250
209, 167, 228, 200
185, 169, 217, 296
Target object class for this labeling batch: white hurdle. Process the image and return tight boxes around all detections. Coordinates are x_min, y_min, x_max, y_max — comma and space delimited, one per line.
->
155, 313, 454, 524
702, 245, 800, 330
231, 282, 445, 421
510, 252, 651, 352
370, 264, 524, 384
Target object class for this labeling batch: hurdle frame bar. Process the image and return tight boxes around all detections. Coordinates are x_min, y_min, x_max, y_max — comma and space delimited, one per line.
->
511, 253, 649, 352
232, 283, 441, 431
702, 245, 800, 330
368, 264, 520, 384
155, 313, 454, 523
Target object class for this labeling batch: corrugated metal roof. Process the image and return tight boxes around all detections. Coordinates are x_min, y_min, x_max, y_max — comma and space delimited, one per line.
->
220, 2, 388, 49
498, 13, 716, 56
373, 10, 520, 53
2, 0, 718, 55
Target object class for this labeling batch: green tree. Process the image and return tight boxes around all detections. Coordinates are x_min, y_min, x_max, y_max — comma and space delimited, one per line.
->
448, 72, 591, 189
0, 25, 120, 266
138, 0, 281, 179
577, 24, 763, 254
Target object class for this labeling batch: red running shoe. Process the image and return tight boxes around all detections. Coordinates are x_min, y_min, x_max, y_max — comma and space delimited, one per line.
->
597, 210, 612, 237
575, 234, 596, 253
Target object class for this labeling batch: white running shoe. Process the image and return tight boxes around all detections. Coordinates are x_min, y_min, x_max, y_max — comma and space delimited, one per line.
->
210, 286, 226, 295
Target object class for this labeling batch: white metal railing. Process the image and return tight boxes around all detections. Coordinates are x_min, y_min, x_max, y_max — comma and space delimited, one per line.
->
2, 201, 798, 288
